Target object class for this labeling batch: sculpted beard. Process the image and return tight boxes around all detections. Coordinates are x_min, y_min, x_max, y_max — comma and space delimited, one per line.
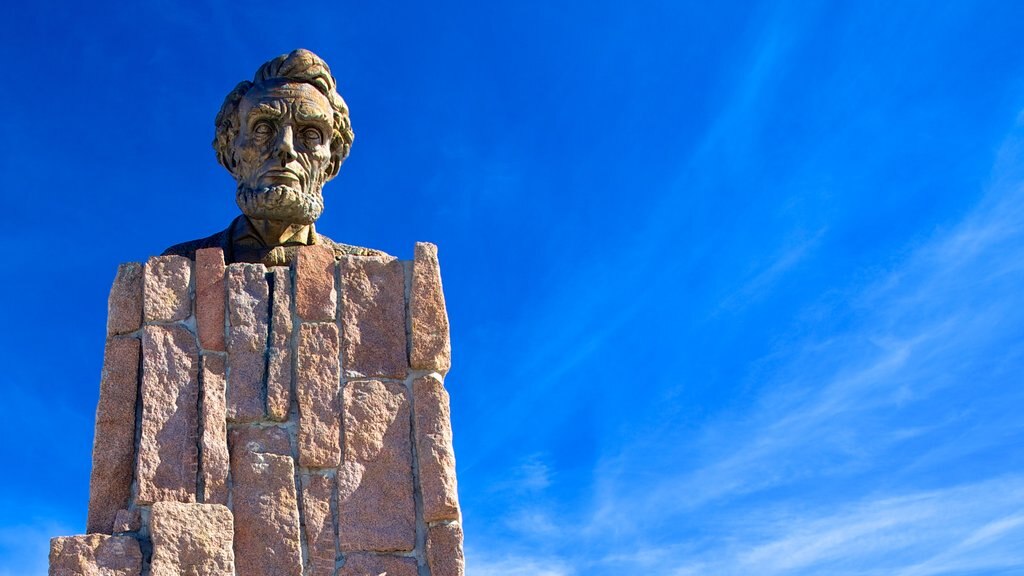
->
236, 183, 325, 224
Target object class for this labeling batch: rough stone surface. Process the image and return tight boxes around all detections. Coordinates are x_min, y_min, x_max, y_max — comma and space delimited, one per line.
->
49, 534, 142, 576
227, 263, 269, 422
426, 522, 465, 576
337, 553, 418, 576
267, 266, 293, 421
112, 509, 141, 533
144, 255, 192, 323
300, 474, 336, 576
338, 379, 415, 551
228, 425, 292, 458
137, 325, 199, 505
107, 262, 143, 337
87, 338, 140, 534
150, 502, 234, 576
195, 248, 227, 352
410, 242, 451, 372
413, 374, 460, 522
339, 255, 407, 379
296, 322, 341, 468
230, 448, 302, 576
295, 244, 337, 322
200, 354, 229, 505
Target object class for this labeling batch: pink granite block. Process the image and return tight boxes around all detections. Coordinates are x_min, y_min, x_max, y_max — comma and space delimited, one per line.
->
227, 263, 269, 422
49, 534, 142, 576
195, 248, 227, 352
296, 322, 341, 468
413, 374, 460, 522
144, 255, 192, 323
107, 262, 143, 336
87, 338, 140, 534
295, 244, 337, 322
230, 445, 302, 576
137, 325, 199, 505
300, 473, 337, 576
112, 509, 141, 534
339, 255, 407, 379
267, 266, 294, 421
338, 379, 415, 552
427, 522, 465, 576
149, 502, 234, 576
410, 242, 451, 372
338, 553, 417, 576
200, 354, 229, 505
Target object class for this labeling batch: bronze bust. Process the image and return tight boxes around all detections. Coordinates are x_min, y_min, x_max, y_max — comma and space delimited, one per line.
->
163, 49, 386, 266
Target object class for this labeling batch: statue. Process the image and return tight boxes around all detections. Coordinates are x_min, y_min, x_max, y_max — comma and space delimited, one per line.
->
163, 49, 386, 266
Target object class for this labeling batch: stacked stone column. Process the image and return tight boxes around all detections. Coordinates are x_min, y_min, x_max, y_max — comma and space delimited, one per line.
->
50, 243, 463, 576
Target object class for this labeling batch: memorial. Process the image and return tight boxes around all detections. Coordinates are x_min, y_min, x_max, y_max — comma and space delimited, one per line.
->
49, 49, 464, 576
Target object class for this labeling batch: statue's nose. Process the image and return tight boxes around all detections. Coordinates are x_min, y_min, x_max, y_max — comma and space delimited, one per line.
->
276, 126, 298, 165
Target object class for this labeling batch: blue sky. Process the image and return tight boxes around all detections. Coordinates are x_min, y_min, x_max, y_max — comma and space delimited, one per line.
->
2, 1, 1024, 574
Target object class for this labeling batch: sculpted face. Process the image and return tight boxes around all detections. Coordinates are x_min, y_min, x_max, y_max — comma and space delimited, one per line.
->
232, 81, 335, 224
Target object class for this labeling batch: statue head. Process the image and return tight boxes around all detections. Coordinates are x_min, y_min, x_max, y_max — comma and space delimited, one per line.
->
213, 49, 354, 225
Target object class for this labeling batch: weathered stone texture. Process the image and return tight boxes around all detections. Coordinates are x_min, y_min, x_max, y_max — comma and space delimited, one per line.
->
137, 325, 198, 505
300, 474, 336, 576
295, 244, 337, 322
87, 338, 140, 534
228, 425, 292, 458
149, 502, 234, 576
230, 449, 302, 576
410, 242, 451, 372
144, 255, 192, 323
267, 266, 293, 421
49, 534, 142, 576
413, 374, 460, 522
338, 379, 415, 552
427, 522, 465, 576
296, 322, 341, 468
195, 248, 227, 352
107, 262, 143, 337
339, 256, 407, 379
200, 354, 229, 505
337, 553, 418, 576
227, 263, 269, 422
112, 509, 140, 534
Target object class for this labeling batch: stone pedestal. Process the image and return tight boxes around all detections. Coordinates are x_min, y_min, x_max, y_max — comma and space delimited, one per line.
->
51, 244, 463, 576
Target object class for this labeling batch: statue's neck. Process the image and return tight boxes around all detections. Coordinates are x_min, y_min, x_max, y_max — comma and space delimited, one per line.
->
245, 217, 315, 247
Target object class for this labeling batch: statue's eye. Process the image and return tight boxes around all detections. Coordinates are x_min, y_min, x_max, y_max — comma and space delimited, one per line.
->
253, 121, 274, 139
301, 127, 323, 145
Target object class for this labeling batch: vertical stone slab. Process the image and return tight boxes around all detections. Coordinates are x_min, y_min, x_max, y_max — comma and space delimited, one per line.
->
200, 354, 229, 505
426, 522, 465, 576
150, 502, 234, 576
230, 448, 302, 576
227, 263, 268, 423
112, 509, 141, 534
296, 322, 341, 468
338, 553, 417, 576
137, 325, 199, 505
300, 473, 337, 576
338, 379, 415, 552
339, 256, 407, 379
195, 248, 227, 352
413, 374, 460, 522
49, 534, 142, 576
295, 244, 337, 321
144, 255, 192, 323
87, 338, 140, 534
267, 266, 293, 421
410, 242, 451, 372
229, 425, 292, 457
107, 262, 143, 337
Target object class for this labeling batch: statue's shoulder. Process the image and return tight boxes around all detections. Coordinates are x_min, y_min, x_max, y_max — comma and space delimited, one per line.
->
162, 229, 230, 260
317, 233, 391, 260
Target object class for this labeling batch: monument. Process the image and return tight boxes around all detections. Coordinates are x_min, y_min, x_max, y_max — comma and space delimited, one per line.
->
48, 49, 464, 576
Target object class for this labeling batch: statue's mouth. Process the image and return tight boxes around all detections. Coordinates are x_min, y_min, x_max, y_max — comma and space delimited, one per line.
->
259, 168, 302, 185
